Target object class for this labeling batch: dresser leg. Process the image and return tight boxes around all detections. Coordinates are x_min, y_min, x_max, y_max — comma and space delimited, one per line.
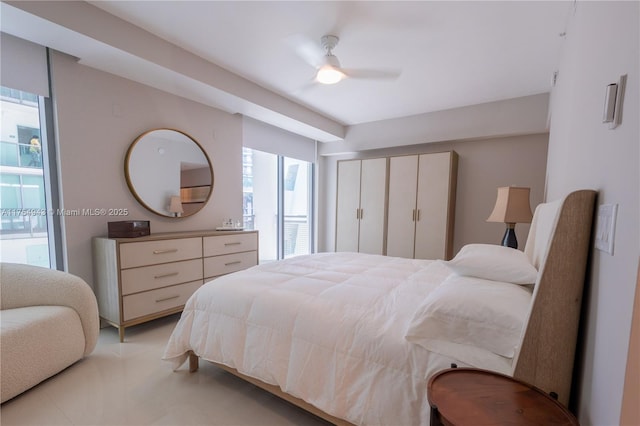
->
119, 327, 125, 343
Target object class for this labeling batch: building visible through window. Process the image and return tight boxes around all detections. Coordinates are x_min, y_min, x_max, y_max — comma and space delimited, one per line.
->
0, 87, 50, 267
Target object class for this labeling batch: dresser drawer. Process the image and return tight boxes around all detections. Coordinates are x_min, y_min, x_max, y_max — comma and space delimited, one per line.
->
119, 237, 202, 269
120, 258, 203, 296
204, 251, 257, 279
122, 279, 202, 322
203, 233, 257, 257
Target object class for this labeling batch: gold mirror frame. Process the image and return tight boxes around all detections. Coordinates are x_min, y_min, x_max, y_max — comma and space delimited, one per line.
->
125, 128, 214, 218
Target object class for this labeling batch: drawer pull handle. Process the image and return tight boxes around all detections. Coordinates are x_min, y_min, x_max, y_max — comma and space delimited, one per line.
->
224, 242, 242, 246
155, 295, 180, 303
153, 248, 178, 254
225, 261, 242, 266
154, 272, 179, 279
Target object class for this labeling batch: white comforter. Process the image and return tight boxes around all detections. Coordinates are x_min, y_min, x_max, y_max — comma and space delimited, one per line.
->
163, 252, 508, 425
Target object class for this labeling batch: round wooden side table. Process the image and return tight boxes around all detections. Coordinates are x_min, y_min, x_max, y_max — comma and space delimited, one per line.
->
427, 367, 579, 426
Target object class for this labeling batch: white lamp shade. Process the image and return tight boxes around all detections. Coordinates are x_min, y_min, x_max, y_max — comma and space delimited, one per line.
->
169, 196, 184, 214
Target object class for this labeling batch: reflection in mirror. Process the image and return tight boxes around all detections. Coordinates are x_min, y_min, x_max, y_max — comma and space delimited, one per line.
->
125, 129, 213, 218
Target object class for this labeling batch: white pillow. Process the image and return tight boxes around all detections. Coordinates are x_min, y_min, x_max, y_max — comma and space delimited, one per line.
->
405, 275, 532, 358
445, 243, 538, 284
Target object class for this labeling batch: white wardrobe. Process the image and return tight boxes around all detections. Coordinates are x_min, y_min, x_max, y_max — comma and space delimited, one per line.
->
335, 158, 388, 255
386, 151, 458, 260
335, 151, 457, 260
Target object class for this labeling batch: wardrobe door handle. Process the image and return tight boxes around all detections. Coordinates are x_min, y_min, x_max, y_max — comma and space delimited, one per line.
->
417, 209, 421, 221
359, 208, 363, 219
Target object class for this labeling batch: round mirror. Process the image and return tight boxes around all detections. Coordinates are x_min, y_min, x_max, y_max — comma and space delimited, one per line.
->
125, 129, 213, 218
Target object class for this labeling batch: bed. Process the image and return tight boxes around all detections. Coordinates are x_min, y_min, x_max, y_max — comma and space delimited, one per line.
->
163, 190, 596, 425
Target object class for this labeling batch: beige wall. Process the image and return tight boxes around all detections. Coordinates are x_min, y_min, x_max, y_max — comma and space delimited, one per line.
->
544, 2, 638, 424
49, 51, 243, 286
318, 133, 548, 254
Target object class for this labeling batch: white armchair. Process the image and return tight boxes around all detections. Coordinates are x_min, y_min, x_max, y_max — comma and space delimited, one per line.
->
0, 263, 99, 403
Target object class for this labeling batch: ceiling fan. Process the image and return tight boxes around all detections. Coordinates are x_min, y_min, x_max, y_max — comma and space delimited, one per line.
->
292, 34, 401, 85
316, 35, 346, 84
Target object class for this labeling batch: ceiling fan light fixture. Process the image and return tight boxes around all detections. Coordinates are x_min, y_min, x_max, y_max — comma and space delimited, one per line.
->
316, 64, 345, 84
316, 53, 345, 84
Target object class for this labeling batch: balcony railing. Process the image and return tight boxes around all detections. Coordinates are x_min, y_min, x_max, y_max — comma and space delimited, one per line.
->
0, 209, 47, 235
1, 141, 42, 169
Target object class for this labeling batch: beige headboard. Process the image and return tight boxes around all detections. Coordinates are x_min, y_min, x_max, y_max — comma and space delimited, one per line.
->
512, 189, 597, 406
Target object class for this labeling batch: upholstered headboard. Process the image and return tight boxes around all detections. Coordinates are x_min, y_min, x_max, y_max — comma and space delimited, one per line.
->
512, 189, 597, 406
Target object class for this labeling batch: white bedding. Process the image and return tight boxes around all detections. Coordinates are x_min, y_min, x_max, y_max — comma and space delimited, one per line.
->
163, 252, 518, 425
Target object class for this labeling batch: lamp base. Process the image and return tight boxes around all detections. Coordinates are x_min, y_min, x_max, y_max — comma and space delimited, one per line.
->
501, 224, 518, 249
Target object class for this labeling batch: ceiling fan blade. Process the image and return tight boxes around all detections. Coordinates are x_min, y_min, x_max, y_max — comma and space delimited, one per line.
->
342, 68, 402, 80
289, 74, 323, 95
285, 34, 325, 69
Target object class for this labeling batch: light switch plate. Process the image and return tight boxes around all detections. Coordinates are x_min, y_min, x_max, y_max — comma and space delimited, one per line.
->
595, 204, 618, 255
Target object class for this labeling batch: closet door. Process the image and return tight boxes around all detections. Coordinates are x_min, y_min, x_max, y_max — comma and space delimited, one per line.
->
358, 158, 388, 255
335, 160, 361, 252
386, 155, 419, 258
414, 152, 456, 260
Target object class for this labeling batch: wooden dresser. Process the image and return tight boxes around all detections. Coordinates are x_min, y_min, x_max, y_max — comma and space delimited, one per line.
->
93, 230, 258, 341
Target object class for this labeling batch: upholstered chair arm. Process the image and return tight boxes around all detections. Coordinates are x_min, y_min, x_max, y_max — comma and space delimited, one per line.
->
0, 263, 99, 356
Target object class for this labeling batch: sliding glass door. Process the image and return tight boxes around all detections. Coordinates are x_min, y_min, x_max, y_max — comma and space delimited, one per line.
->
283, 156, 311, 259
242, 147, 313, 263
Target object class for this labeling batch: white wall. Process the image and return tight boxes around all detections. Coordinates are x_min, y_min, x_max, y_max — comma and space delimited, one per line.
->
242, 116, 316, 163
318, 133, 549, 254
49, 51, 243, 286
545, 2, 639, 425
0, 33, 48, 97
319, 93, 550, 155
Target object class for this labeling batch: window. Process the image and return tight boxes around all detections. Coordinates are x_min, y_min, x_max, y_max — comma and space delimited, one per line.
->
242, 147, 313, 263
0, 87, 57, 267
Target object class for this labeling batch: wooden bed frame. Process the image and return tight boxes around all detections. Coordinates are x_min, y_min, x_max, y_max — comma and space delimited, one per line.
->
188, 353, 352, 425
187, 189, 596, 424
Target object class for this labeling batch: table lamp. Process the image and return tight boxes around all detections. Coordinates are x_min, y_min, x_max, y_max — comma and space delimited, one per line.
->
487, 186, 533, 249
169, 196, 184, 218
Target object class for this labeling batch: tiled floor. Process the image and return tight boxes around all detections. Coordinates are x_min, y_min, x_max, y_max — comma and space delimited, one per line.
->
0, 314, 330, 426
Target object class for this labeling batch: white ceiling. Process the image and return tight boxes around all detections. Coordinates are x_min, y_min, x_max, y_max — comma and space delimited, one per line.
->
2, 1, 572, 140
